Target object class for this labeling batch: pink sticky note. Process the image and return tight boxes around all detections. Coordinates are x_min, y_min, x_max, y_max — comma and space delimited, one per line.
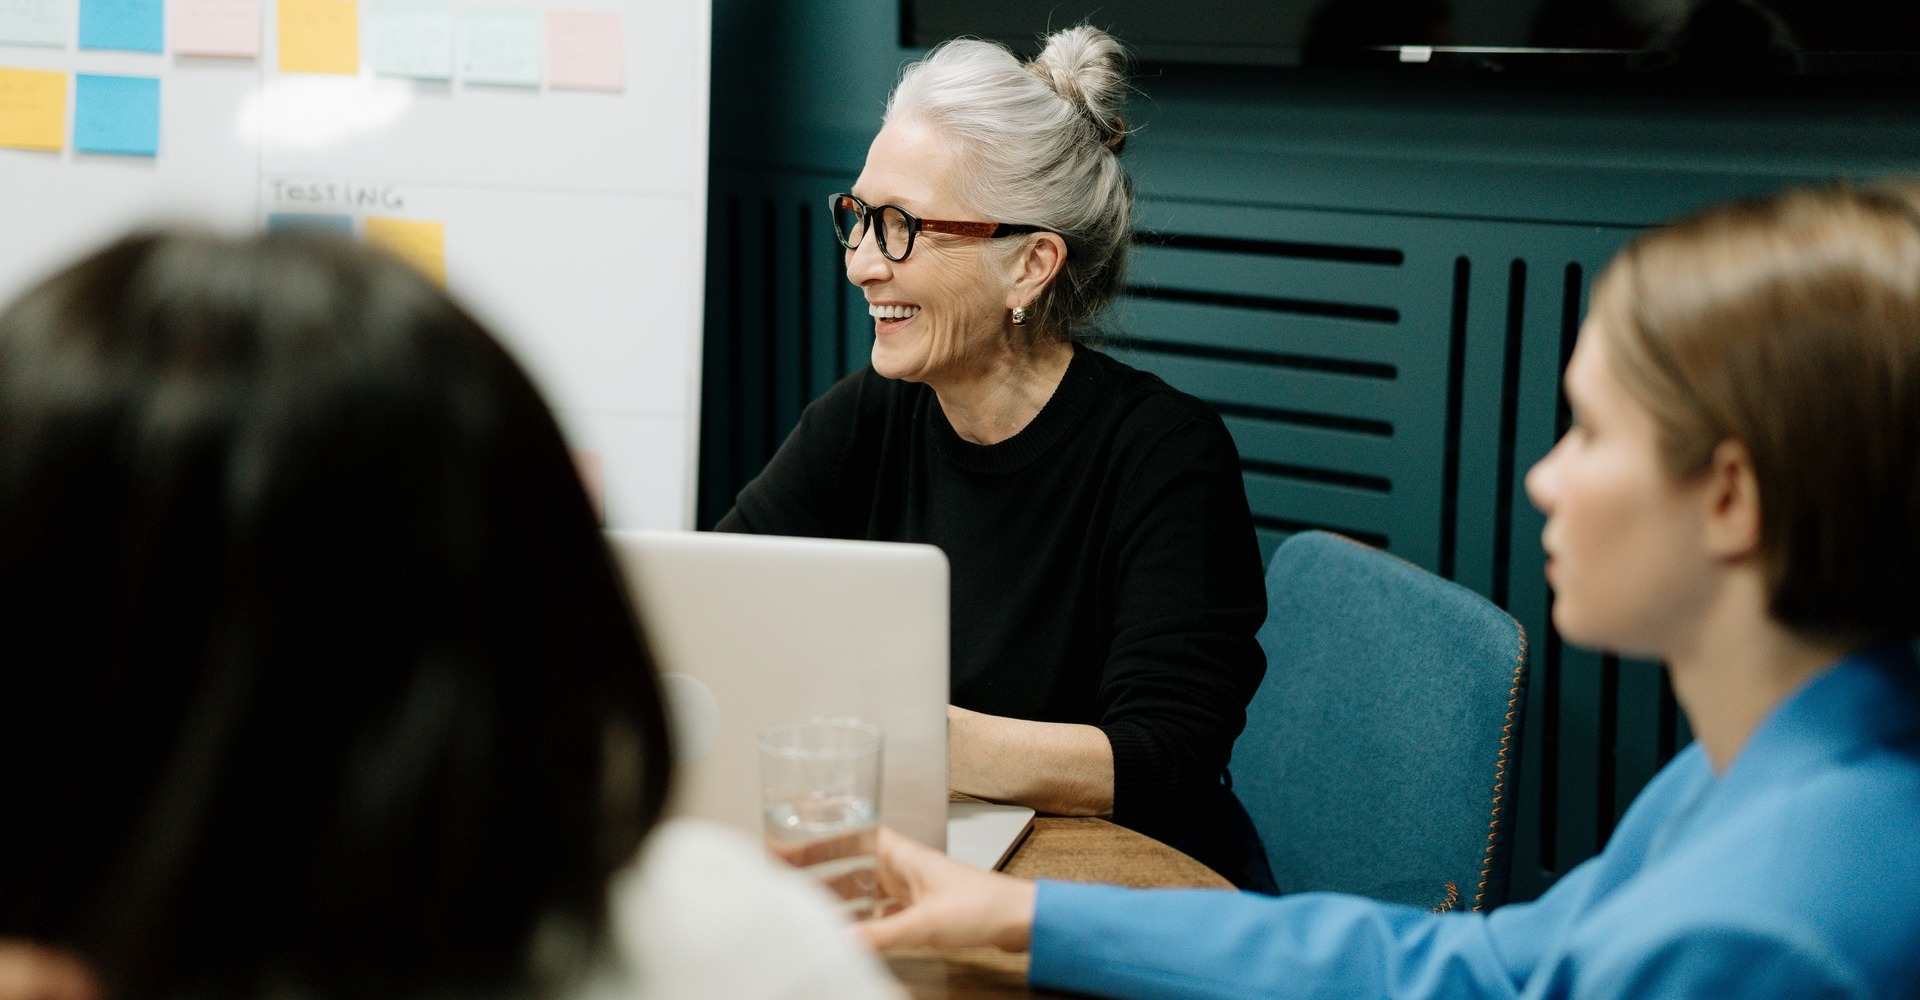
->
544, 9, 622, 91
173, 0, 260, 57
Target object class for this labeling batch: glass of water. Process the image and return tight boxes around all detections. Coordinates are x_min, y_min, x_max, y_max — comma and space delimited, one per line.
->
758, 716, 883, 919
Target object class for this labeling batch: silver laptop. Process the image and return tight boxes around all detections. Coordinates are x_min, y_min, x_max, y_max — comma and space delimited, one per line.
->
606, 529, 952, 851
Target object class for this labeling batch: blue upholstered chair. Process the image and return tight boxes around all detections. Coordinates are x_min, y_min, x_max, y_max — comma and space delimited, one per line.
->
1230, 530, 1529, 911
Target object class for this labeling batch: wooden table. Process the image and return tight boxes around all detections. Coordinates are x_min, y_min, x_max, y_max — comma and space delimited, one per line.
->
884, 816, 1232, 999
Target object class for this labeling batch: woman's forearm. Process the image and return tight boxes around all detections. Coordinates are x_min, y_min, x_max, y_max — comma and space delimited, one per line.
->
946, 704, 1114, 816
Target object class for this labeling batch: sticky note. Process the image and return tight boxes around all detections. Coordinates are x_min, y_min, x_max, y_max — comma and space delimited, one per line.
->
458, 3, 538, 87
278, 0, 358, 74
173, 0, 261, 57
368, 0, 452, 80
73, 73, 159, 155
0, 67, 65, 152
78, 0, 163, 52
0, 0, 67, 48
545, 9, 621, 91
268, 212, 354, 234
365, 216, 445, 285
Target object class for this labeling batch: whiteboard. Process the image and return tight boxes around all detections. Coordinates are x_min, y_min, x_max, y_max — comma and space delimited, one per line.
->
0, 0, 709, 530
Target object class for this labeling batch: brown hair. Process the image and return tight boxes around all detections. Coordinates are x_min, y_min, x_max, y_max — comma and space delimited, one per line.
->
1588, 182, 1920, 640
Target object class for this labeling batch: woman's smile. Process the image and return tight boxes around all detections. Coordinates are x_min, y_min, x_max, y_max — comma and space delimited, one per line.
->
869, 301, 921, 334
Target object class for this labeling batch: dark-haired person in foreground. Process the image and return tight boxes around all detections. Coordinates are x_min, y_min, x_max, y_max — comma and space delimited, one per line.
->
855, 183, 1920, 998
0, 230, 903, 1000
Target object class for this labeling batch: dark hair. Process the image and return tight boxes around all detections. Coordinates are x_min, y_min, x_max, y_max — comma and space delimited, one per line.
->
1590, 182, 1920, 641
0, 229, 674, 999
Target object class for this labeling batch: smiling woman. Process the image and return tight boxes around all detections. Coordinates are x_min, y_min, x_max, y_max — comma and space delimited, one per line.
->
717, 26, 1276, 892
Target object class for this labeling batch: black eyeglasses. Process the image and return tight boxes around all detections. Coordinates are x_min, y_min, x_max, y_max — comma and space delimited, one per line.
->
828, 193, 1047, 262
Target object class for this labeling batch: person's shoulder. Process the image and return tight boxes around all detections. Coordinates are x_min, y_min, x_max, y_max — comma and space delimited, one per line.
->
1775, 743, 1920, 875
1697, 748, 1920, 891
1596, 749, 1920, 987
582, 819, 905, 1000
621, 819, 845, 930
1077, 345, 1226, 436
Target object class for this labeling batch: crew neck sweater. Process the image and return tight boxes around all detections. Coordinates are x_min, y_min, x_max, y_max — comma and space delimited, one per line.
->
717, 346, 1267, 853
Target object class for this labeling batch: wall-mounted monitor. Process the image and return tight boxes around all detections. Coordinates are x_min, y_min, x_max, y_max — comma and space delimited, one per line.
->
901, 0, 1920, 75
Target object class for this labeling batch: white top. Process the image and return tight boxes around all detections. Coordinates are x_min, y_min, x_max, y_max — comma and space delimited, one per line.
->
573, 819, 907, 1000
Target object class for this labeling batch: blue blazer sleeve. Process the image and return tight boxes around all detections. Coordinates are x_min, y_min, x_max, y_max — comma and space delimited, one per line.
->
1029, 881, 1526, 1000
1028, 862, 1864, 1000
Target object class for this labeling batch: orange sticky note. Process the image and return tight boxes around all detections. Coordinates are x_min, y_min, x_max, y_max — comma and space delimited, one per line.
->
365, 216, 446, 285
0, 67, 66, 152
279, 0, 359, 74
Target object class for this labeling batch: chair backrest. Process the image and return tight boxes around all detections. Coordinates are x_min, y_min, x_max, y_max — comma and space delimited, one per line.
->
1231, 531, 1529, 911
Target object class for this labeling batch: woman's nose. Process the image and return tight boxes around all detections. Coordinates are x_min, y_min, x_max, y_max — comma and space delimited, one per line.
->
844, 230, 891, 284
1524, 443, 1559, 515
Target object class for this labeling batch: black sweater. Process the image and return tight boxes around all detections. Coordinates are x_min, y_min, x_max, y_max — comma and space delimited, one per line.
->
718, 346, 1267, 852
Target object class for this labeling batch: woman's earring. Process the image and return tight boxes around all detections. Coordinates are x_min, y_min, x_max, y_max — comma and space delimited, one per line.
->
1011, 305, 1030, 326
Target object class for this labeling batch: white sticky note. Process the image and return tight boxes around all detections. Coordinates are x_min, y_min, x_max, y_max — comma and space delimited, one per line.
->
172, 0, 260, 57
0, 0, 67, 47
457, 3, 538, 87
369, 0, 452, 80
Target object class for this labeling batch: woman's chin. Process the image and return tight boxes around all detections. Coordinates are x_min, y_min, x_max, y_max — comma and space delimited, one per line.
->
869, 346, 923, 384
1550, 609, 1653, 661
1549, 605, 1597, 650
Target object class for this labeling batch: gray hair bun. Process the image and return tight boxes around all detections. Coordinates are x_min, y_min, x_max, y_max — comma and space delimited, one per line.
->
1027, 25, 1131, 154
884, 27, 1136, 342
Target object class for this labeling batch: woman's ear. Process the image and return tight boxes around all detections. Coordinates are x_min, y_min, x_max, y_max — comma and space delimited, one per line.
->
1005, 233, 1069, 310
1702, 439, 1763, 561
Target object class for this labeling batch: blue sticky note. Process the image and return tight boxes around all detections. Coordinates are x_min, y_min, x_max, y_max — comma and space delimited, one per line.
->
79, 0, 163, 52
74, 74, 160, 156
267, 213, 354, 235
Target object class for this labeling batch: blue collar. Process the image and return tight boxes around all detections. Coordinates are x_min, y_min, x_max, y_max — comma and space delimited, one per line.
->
1693, 640, 1920, 829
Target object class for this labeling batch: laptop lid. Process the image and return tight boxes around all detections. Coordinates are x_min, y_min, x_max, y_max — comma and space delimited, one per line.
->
947, 801, 1035, 871
606, 529, 950, 851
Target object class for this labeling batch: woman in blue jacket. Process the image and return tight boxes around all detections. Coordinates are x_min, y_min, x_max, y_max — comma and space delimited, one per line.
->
856, 182, 1920, 999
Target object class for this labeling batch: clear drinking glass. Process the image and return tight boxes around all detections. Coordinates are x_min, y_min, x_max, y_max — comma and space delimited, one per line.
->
758, 716, 883, 919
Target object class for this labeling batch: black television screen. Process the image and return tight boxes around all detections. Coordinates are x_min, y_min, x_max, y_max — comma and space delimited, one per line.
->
900, 0, 1920, 74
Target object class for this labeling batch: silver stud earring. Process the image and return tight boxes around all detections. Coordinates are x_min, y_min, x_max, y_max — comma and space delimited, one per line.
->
1011, 305, 1030, 326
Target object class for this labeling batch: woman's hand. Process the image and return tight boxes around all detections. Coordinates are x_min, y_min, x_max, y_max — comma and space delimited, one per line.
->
857, 828, 1038, 953
0, 943, 98, 1000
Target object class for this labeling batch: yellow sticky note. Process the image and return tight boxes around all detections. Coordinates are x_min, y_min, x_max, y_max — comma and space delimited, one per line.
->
0, 67, 66, 152
279, 0, 360, 74
365, 217, 446, 286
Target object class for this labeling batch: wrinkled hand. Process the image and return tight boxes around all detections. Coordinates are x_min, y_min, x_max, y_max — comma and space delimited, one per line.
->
0, 943, 98, 1000
856, 828, 1037, 953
